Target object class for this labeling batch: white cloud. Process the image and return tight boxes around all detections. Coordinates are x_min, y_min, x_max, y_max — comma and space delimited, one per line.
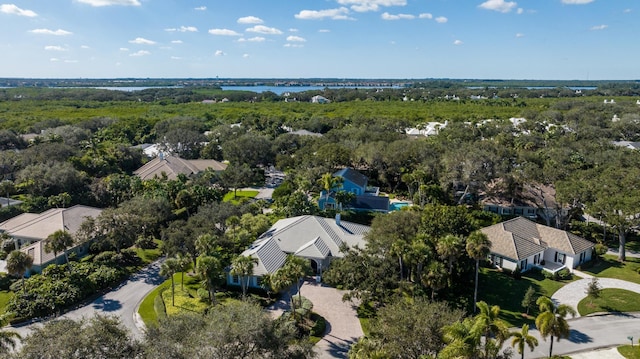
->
44, 45, 67, 51
0, 4, 37, 17
237, 16, 263, 24
246, 25, 282, 35
75, 0, 141, 7
81, 45, 90, 49
238, 36, 266, 42
30, 28, 72, 36
165, 26, 197, 32
284, 43, 303, 48
242, 53, 249, 58
624, 8, 632, 13
590, 24, 607, 30
479, 0, 518, 13
561, 0, 594, 4
287, 35, 306, 42
337, 0, 407, 12
129, 50, 150, 56
295, 7, 352, 20
119, 47, 129, 51
381, 12, 415, 20
208, 28, 241, 36
517, 8, 523, 14
215, 50, 225, 56
289, 28, 299, 32
171, 40, 183, 44
515, 32, 524, 38
435, 16, 448, 23
453, 39, 463, 45
319, 29, 331, 33
170, 56, 182, 60
194, 6, 206, 11
419, 13, 433, 19
50, 58, 61, 62
129, 37, 156, 45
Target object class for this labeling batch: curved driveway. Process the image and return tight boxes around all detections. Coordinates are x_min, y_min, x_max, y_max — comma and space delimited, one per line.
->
267, 279, 364, 358
8, 260, 163, 342
551, 277, 640, 318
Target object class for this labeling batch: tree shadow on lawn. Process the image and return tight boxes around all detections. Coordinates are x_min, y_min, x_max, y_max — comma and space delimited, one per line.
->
583, 257, 624, 275
479, 269, 544, 313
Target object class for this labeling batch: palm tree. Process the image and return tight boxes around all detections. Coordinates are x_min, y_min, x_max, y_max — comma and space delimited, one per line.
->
230, 255, 257, 299
283, 255, 311, 315
436, 234, 463, 274
196, 255, 222, 304
0, 180, 14, 208
160, 258, 181, 306
510, 324, 539, 359
175, 253, 191, 291
422, 261, 448, 300
319, 173, 342, 209
441, 317, 482, 359
535, 296, 576, 358
390, 240, 408, 281
44, 229, 75, 268
466, 231, 491, 312
6, 250, 33, 293
473, 301, 509, 359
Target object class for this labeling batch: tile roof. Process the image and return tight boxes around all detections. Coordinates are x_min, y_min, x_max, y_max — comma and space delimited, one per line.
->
481, 217, 594, 261
133, 155, 227, 181
0, 205, 103, 266
0, 205, 103, 242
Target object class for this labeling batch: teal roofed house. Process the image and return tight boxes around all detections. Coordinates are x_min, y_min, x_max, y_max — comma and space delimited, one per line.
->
318, 167, 390, 212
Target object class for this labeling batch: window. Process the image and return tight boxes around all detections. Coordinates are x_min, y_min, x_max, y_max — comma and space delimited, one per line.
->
232, 275, 240, 284
256, 277, 263, 287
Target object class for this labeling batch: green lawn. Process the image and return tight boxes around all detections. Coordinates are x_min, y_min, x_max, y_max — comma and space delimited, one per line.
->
138, 272, 242, 326
0, 290, 13, 314
619, 345, 640, 359
223, 190, 259, 204
577, 288, 640, 316
582, 255, 640, 284
134, 239, 163, 264
478, 267, 570, 327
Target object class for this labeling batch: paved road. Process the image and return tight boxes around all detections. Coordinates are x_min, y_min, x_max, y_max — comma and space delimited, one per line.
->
503, 313, 640, 359
8, 260, 163, 341
551, 277, 640, 318
267, 279, 364, 358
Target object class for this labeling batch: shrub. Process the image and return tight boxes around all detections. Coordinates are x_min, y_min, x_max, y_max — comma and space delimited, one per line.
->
136, 235, 156, 250
93, 251, 118, 265
557, 268, 572, 280
542, 270, 555, 280
310, 313, 327, 337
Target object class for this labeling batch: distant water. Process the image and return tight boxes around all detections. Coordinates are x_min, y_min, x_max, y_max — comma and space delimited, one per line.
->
221, 85, 399, 95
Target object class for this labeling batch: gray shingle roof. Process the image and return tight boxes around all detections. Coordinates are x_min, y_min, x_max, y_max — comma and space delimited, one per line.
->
481, 217, 594, 261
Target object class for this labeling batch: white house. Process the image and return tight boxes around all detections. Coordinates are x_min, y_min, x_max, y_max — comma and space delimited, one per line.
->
227, 215, 369, 289
481, 217, 594, 274
0, 205, 103, 273
311, 95, 330, 104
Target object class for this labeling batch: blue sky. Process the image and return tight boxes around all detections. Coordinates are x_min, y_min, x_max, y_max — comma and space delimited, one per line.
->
0, 0, 636, 79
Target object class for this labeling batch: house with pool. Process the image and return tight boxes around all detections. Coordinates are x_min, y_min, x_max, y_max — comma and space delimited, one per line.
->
318, 167, 390, 213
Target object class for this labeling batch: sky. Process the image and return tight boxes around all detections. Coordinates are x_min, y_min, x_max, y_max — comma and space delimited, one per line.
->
0, 0, 637, 80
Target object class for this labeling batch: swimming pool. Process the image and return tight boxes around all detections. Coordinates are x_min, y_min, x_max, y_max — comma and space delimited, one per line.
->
389, 202, 409, 211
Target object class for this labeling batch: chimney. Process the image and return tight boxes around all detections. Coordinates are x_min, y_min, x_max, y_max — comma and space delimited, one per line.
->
335, 213, 341, 226
159, 151, 164, 161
